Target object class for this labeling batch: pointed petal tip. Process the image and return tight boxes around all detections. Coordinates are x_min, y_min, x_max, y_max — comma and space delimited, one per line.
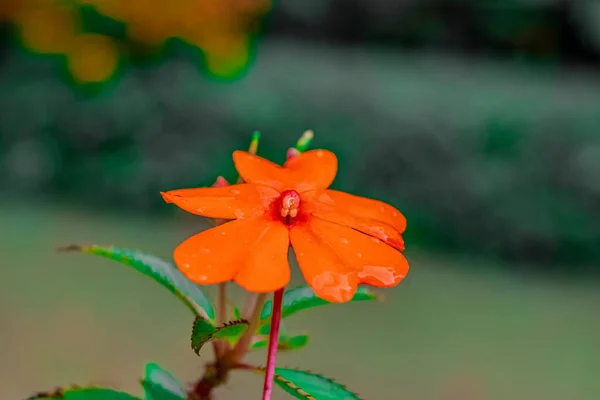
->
160, 191, 173, 203
232, 149, 247, 159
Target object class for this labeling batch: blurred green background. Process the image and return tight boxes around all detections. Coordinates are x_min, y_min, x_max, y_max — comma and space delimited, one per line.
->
1, 1, 599, 399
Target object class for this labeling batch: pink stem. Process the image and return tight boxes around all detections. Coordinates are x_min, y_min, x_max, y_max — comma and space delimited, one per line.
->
261, 288, 284, 400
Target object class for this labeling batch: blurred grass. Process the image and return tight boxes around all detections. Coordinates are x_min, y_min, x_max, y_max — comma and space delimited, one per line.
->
1, 201, 599, 400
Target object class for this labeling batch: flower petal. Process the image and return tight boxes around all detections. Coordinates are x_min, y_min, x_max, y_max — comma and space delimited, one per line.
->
283, 149, 338, 192
290, 218, 408, 303
303, 189, 406, 250
233, 151, 289, 191
161, 183, 279, 219
174, 218, 289, 288
290, 223, 359, 303
234, 222, 291, 293
233, 149, 338, 192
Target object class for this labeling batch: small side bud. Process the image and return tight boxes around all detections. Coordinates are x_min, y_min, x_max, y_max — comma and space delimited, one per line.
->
212, 176, 230, 188
286, 147, 301, 160
248, 131, 261, 155
295, 130, 314, 152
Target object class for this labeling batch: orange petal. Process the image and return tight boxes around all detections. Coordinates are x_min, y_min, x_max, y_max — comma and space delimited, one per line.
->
174, 218, 290, 289
283, 149, 338, 192
233, 151, 289, 191
290, 222, 359, 303
303, 189, 406, 250
233, 149, 338, 193
161, 183, 279, 219
290, 218, 408, 302
234, 222, 291, 292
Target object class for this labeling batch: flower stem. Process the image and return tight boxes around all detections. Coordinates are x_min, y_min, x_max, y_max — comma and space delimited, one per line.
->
215, 282, 228, 356
228, 293, 266, 363
262, 288, 284, 400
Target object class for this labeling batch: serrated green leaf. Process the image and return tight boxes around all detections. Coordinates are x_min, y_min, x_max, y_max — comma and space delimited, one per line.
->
259, 286, 377, 333
143, 363, 185, 400
245, 367, 362, 400
61, 245, 214, 321
213, 321, 249, 340
191, 317, 249, 355
141, 381, 183, 400
273, 369, 363, 400
27, 387, 140, 400
250, 334, 309, 352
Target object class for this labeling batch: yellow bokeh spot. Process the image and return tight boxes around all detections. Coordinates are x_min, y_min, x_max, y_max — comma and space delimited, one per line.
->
67, 34, 119, 83
202, 34, 250, 77
17, 5, 78, 54
7, 0, 272, 81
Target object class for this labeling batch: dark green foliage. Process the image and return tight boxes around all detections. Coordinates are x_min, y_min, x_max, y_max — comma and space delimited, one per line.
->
78, 5, 127, 40
2, 41, 599, 268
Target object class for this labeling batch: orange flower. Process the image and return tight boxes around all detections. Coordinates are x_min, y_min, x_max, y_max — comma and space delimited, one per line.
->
162, 150, 409, 302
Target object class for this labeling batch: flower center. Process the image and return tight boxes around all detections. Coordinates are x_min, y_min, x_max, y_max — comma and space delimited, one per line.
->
279, 190, 301, 221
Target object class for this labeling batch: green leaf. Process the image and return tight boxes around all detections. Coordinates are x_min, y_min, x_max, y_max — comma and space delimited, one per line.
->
191, 317, 249, 355
27, 387, 140, 400
251, 334, 309, 352
60, 245, 214, 321
143, 362, 186, 400
232, 304, 242, 320
141, 381, 183, 400
259, 285, 378, 333
273, 369, 363, 400
245, 367, 363, 400
279, 334, 309, 351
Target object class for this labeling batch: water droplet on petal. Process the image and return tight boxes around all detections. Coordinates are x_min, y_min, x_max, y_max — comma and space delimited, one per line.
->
201, 248, 211, 254
357, 252, 363, 259
220, 231, 227, 236
196, 207, 205, 212
392, 211, 398, 217
231, 189, 241, 195
235, 209, 245, 218
311, 272, 354, 302
358, 266, 398, 286
340, 238, 349, 244
316, 150, 324, 158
